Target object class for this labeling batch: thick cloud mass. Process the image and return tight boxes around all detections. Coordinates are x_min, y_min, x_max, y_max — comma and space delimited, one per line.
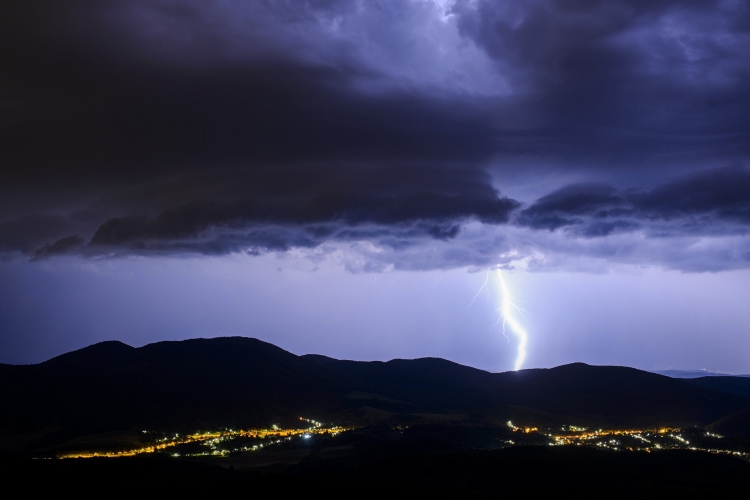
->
1, 1, 750, 272
83, 166, 519, 256
519, 167, 750, 236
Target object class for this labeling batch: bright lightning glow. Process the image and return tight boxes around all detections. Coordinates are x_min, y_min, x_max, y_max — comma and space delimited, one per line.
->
496, 270, 528, 371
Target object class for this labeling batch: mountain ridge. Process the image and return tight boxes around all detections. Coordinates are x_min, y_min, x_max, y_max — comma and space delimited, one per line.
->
1, 336, 748, 454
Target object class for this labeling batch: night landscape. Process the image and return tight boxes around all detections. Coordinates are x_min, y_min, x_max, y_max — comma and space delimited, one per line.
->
2, 1, 750, 496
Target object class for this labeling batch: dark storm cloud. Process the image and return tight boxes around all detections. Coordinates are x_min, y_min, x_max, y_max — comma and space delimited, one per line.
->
0, 1, 515, 258
517, 167, 750, 237
32, 235, 86, 260
637, 167, 750, 224
452, 0, 750, 164
516, 184, 631, 232
1, 1, 750, 271
82, 166, 518, 255
0, 1, 500, 184
3, 0, 748, 182
0, 214, 85, 255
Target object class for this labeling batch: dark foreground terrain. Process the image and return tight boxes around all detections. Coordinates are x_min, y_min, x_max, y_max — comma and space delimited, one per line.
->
3, 337, 750, 496
4, 432, 750, 498
2, 336, 750, 455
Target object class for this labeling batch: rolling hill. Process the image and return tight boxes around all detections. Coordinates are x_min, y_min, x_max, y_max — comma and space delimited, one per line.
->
1, 337, 748, 453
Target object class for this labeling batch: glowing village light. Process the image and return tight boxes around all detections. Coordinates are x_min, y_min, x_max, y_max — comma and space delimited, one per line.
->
496, 270, 528, 371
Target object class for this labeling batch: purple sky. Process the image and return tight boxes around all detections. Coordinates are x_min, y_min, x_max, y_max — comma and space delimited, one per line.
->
1, 1, 750, 371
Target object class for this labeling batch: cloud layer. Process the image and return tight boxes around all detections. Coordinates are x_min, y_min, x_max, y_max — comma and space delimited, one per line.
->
1, 1, 749, 272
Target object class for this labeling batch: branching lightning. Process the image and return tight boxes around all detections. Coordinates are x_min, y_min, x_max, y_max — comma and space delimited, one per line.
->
468, 269, 530, 371
496, 270, 528, 371
467, 270, 489, 310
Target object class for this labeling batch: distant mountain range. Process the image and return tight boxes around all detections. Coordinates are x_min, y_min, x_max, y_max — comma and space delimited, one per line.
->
1, 337, 750, 454
655, 369, 750, 379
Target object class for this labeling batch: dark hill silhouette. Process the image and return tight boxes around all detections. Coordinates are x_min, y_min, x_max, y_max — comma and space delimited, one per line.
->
709, 407, 750, 437
1, 337, 748, 453
488, 363, 744, 427
684, 376, 750, 436
655, 369, 749, 378
0, 338, 349, 439
687, 376, 750, 400
302, 355, 500, 412
301, 357, 750, 427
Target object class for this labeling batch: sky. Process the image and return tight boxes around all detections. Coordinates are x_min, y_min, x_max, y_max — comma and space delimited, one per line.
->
1, 0, 750, 372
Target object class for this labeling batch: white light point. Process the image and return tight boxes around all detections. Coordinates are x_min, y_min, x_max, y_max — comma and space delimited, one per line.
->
496, 270, 528, 371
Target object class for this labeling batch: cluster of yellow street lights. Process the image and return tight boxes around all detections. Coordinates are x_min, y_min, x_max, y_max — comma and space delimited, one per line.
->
58, 420, 353, 459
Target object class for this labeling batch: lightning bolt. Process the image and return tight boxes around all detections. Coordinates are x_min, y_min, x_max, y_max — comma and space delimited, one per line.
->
467, 270, 489, 310
496, 270, 528, 371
